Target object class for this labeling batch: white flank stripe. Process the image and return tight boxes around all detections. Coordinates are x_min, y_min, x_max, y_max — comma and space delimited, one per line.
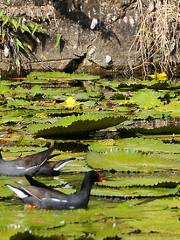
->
49, 198, 67, 203
51, 198, 61, 202
15, 166, 25, 170
69, 206, 75, 209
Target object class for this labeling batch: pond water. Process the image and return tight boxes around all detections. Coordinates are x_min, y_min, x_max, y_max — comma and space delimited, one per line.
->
0, 72, 180, 240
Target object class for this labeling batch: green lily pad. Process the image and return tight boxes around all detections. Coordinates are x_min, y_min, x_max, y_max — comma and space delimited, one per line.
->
129, 89, 162, 109
87, 150, 180, 172
29, 113, 127, 138
27, 71, 100, 81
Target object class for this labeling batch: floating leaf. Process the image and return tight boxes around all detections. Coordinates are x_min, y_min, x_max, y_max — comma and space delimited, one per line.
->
129, 89, 162, 109
89, 137, 180, 154
92, 185, 180, 199
27, 71, 100, 81
98, 176, 180, 188
87, 150, 180, 172
29, 113, 126, 138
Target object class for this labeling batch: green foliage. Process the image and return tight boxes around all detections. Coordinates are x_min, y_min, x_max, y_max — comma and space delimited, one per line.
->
0, 11, 47, 72
157, 100, 180, 117
116, 137, 180, 154
98, 176, 180, 188
129, 89, 162, 109
29, 113, 127, 138
87, 150, 180, 172
118, 124, 180, 135
92, 185, 180, 198
55, 33, 62, 48
6, 99, 31, 109
118, 78, 180, 90
89, 137, 180, 154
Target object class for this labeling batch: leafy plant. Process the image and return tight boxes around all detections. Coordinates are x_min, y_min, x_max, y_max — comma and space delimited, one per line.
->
0, 11, 47, 72
55, 32, 62, 48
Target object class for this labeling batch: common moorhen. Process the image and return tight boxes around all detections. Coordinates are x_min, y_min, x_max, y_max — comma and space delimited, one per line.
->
35, 156, 76, 176
6, 171, 103, 210
0, 146, 76, 176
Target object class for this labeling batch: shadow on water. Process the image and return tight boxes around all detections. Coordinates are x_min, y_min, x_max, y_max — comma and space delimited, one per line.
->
10, 231, 102, 240
10, 231, 64, 240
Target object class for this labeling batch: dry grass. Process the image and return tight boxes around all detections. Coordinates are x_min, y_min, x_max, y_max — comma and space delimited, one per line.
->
129, 0, 180, 76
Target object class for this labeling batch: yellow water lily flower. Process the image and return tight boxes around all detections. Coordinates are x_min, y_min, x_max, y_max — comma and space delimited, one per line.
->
65, 96, 76, 109
148, 72, 167, 81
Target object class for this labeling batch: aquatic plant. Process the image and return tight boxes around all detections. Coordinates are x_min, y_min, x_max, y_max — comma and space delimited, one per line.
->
65, 96, 76, 109
0, 11, 47, 73
0, 72, 180, 239
148, 72, 168, 81
27, 71, 100, 81
29, 113, 127, 138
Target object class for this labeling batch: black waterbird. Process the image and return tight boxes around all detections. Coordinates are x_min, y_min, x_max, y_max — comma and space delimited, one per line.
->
6, 171, 103, 210
0, 146, 76, 176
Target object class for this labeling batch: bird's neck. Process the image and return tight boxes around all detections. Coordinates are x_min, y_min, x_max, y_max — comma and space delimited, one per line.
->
80, 175, 94, 196
0, 151, 3, 161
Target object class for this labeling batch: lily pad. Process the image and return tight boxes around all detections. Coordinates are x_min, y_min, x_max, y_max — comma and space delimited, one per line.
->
87, 150, 180, 172
27, 71, 100, 81
29, 113, 127, 138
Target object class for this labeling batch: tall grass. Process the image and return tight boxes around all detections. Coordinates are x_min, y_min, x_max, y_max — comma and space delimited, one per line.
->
129, 0, 179, 76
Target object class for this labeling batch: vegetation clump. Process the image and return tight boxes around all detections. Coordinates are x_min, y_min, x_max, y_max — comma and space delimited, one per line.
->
129, 0, 179, 76
0, 11, 47, 73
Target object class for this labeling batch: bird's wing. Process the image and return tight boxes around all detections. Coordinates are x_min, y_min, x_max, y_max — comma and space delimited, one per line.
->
53, 157, 76, 171
6, 184, 30, 199
16, 146, 55, 167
